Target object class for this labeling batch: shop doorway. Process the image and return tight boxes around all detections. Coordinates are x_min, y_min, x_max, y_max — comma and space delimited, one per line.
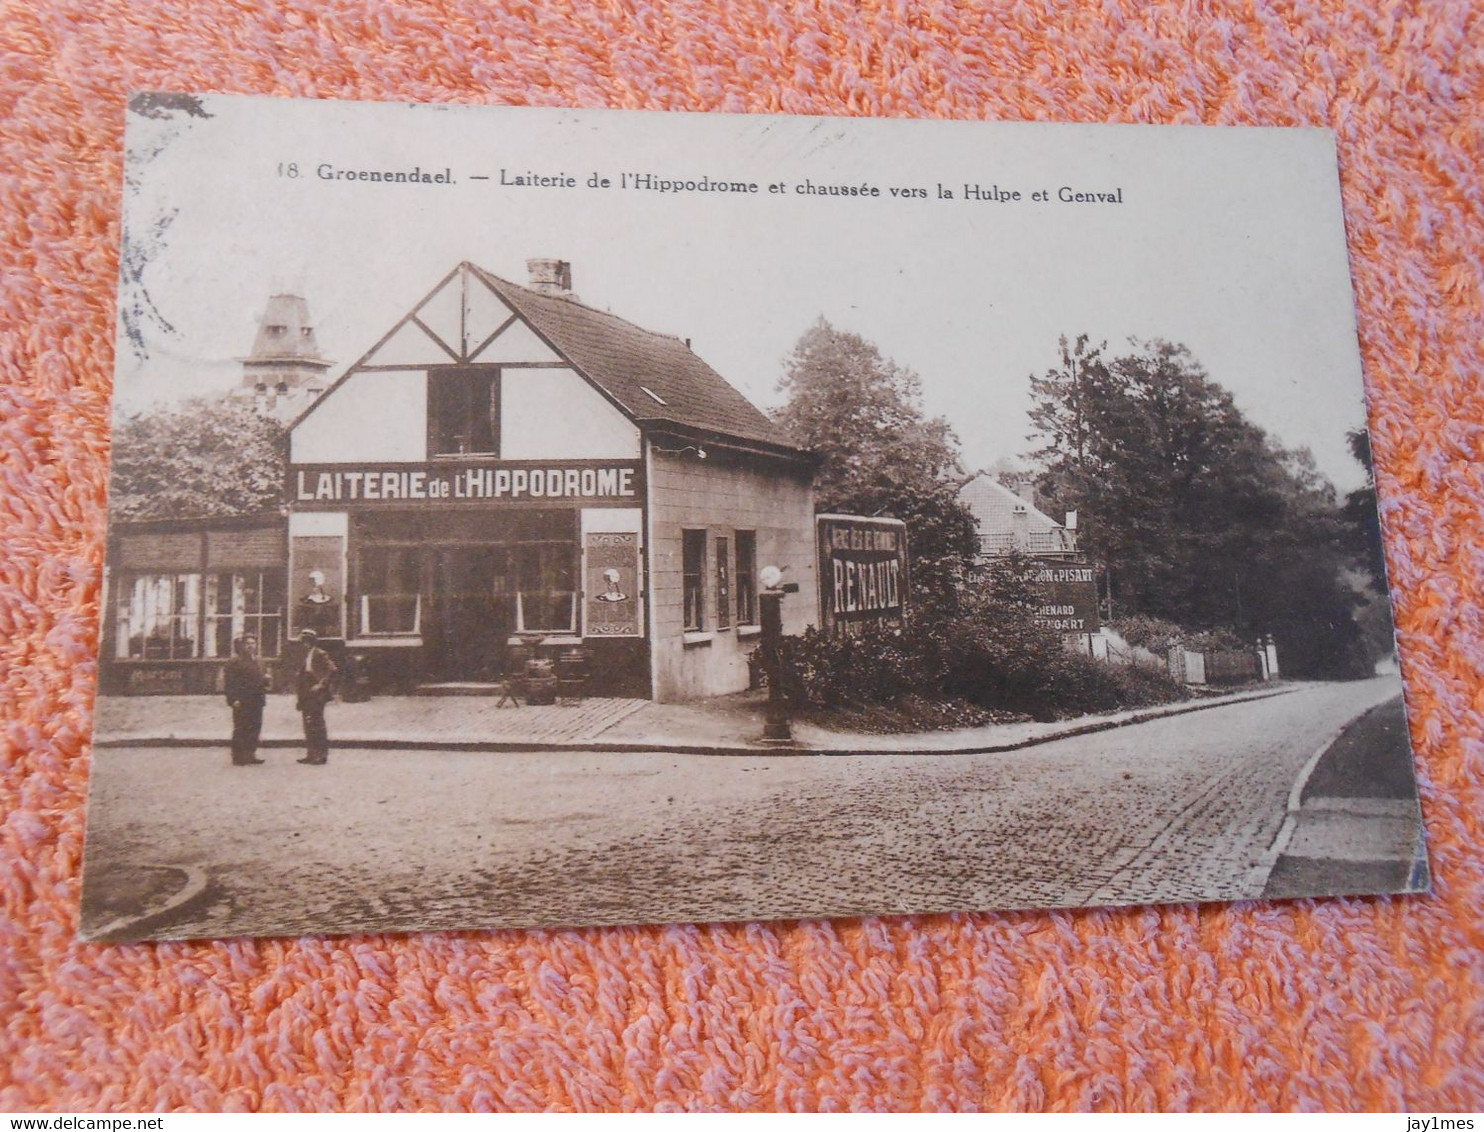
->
354, 510, 581, 686
426, 546, 513, 682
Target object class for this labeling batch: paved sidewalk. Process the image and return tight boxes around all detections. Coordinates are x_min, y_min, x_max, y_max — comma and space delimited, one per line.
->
94, 694, 653, 749
1263, 695, 1429, 898
92, 683, 1300, 755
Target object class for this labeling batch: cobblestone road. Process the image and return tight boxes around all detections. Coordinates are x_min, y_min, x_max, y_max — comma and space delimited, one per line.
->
81, 677, 1411, 939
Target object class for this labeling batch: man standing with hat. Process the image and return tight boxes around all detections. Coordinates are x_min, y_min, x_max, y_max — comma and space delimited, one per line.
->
295, 628, 338, 765
224, 634, 269, 766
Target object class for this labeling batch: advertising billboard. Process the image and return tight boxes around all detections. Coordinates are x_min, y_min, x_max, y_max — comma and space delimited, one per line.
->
1022, 558, 1101, 634
816, 514, 909, 636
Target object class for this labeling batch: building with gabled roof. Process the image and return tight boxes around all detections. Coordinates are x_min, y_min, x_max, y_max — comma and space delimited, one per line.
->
957, 472, 1078, 559
475, 264, 792, 452
958, 472, 1104, 643
285, 259, 819, 701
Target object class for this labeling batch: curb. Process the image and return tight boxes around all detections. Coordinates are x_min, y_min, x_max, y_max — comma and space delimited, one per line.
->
1249, 694, 1406, 892
95, 686, 1299, 758
81, 863, 211, 943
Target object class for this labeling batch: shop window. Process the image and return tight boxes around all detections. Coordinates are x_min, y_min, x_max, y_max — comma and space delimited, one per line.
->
682, 529, 706, 631
358, 547, 422, 635
116, 573, 201, 660
715, 536, 731, 630
429, 367, 499, 456
508, 543, 577, 633
735, 530, 757, 625
205, 571, 285, 659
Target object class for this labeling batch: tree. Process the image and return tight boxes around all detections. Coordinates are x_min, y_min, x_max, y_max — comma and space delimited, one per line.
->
1028, 337, 1378, 678
1339, 427, 1399, 665
771, 322, 1188, 720
773, 319, 979, 607
1033, 338, 1256, 617
1342, 427, 1390, 594
110, 398, 286, 521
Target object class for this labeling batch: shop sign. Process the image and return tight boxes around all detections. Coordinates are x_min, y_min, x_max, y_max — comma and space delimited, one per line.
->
584, 531, 641, 637
816, 514, 909, 636
289, 461, 643, 507
1021, 558, 1101, 633
126, 667, 187, 694
290, 535, 345, 638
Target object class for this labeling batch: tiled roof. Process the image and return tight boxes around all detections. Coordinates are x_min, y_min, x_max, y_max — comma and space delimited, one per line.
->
247, 294, 330, 365
958, 473, 1077, 554
473, 265, 798, 453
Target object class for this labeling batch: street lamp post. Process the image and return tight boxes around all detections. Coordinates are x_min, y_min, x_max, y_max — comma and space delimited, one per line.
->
758, 565, 796, 746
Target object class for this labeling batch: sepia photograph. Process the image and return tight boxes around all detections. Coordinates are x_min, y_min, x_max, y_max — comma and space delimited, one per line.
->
80, 94, 1427, 942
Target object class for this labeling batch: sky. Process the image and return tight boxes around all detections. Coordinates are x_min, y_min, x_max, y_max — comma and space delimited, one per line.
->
116, 96, 1375, 491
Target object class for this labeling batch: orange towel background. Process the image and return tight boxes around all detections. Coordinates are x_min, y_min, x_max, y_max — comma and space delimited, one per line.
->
2, 0, 1481, 1111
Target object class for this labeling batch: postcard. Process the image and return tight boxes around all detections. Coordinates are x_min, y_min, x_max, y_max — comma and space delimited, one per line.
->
80, 94, 1426, 941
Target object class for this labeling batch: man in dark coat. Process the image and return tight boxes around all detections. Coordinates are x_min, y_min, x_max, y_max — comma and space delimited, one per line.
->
224, 634, 270, 766
295, 628, 338, 765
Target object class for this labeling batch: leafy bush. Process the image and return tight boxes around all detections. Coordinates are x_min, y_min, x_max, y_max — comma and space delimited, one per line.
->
758, 559, 1187, 724
1112, 614, 1247, 656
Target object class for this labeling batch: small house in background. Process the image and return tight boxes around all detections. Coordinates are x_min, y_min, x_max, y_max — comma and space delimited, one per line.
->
957, 473, 1078, 559
959, 471, 1103, 648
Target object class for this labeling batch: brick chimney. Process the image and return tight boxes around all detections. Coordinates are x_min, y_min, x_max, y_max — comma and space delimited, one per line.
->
527, 258, 574, 298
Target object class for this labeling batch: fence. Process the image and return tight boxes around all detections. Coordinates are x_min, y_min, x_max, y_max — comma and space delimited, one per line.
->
1168, 645, 1266, 685
979, 531, 1078, 556
1204, 649, 1264, 685
1085, 629, 1276, 685
1102, 635, 1166, 671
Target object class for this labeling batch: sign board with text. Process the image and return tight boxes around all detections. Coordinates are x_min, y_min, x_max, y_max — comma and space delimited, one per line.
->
584, 531, 641, 637
816, 514, 909, 636
83, 93, 1424, 940
1022, 558, 1101, 634
289, 460, 643, 508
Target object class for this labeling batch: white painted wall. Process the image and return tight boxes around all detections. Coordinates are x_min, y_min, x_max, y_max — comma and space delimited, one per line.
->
293, 363, 637, 465
502, 368, 639, 459
475, 320, 562, 364
288, 511, 348, 537
292, 370, 426, 464
581, 507, 643, 536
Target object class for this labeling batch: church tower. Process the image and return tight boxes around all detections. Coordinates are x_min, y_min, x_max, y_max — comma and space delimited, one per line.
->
233, 293, 333, 421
